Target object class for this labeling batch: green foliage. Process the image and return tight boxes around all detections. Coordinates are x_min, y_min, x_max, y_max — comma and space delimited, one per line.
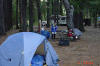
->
70, 0, 99, 11
41, 0, 47, 20
12, 0, 100, 26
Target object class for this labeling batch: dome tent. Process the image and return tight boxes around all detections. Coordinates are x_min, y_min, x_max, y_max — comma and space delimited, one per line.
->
0, 32, 59, 66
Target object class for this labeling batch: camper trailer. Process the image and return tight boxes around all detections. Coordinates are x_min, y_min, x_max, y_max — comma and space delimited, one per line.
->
50, 15, 67, 26
58, 16, 67, 25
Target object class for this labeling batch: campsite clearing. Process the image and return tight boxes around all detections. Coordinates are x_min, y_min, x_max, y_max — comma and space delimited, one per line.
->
0, 26, 100, 66
50, 26, 100, 66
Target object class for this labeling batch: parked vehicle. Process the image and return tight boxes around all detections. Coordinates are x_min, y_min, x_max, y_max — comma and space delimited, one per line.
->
58, 16, 67, 26
50, 15, 67, 26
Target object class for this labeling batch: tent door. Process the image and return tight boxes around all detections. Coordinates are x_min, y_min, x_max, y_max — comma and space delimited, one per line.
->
35, 44, 45, 55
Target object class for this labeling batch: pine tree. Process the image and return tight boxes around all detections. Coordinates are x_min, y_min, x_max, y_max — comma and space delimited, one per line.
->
16, 0, 19, 29
36, 0, 42, 32
20, 0, 27, 31
47, 0, 50, 27
29, 0, 35, 32
0, 0, 5, 35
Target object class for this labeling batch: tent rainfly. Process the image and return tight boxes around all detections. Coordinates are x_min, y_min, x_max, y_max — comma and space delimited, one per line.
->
0, 32, 59, 66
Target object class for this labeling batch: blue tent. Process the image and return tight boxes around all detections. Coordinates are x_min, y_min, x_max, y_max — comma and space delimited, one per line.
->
0, 32, 59, 66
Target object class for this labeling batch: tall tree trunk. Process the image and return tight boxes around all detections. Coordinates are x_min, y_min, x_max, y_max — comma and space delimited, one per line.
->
8, 0, 12, 30
16, 0, 19, 29
0, 0, 12, 34
73, 12, 85, 32
70, 5, 74, 28
29, 0, 35, 32
36, 0, 42, 32
19, 0, 22, 31
63, 0, 74, 29
73, 12, 79, 28
54, 0, 59, 25
4, 0, 12, 32
93, 12, 97, 28
0, 0, 5, 35
3, 0, 8, 32
4, 0, 12, 31
52, 0, 54, 15
20, 0, 27, 31
47, 0, 50, 28
78, 12, 85, 32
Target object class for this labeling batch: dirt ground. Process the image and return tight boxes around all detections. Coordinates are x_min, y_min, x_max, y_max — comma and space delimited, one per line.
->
0, 26, 100, 66
50, 26, 100, 66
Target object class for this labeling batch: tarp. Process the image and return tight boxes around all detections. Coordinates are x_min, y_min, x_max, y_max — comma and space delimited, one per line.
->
0, 32, 59, 66
73, 28, 82, 36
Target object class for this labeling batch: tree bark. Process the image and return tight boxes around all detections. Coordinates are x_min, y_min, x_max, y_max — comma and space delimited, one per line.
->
4, 0, 12, 31
93, 12, 97, 28
69, 5, 74, 28
29, 0, 35, 32
16, 0, 19, 29
54, 0, 59, 25
0, 0, 6, 35
78, 12, 85, 32
52, 0, 54, 15
3, 0, 8, 31
73, 12, 85, 32
47, 0, 50, 28
63, 0, 74, 29
0, 0, 12, 34
19, 0, 22, 31
36, 0, 42, 32
7, 0, 12, 30
73, 12, 79, 28
20, 0, 27, 32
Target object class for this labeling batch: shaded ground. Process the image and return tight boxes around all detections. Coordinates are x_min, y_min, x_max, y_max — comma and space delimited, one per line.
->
0, 26, 100, 66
